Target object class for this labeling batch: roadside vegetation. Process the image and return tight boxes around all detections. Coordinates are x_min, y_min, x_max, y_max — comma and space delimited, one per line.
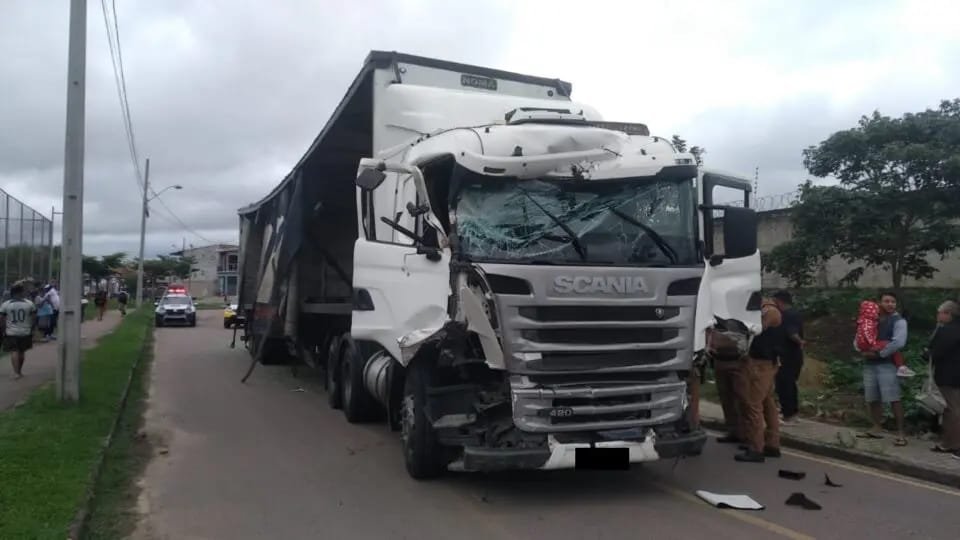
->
0, 308, 151, 539
83, 319, 155, 539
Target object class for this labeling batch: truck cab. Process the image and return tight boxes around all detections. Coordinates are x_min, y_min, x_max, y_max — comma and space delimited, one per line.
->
237, 51, 760, 479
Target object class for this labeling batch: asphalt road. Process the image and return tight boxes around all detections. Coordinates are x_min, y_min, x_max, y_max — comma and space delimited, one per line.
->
133, 310, 960, 540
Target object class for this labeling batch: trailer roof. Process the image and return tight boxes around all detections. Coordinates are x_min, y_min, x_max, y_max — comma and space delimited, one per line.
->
238, 51, 575, 216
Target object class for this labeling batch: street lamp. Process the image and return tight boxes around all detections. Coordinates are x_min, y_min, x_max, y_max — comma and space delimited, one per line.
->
135, 156, 182, 307
150, 184, 183, 201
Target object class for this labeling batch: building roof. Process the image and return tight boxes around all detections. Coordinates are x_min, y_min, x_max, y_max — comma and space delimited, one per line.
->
170, 243, 238, 256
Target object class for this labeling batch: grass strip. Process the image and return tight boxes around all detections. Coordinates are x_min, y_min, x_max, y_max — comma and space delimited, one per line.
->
0, 308, 151, 540
81, 317, 155, 539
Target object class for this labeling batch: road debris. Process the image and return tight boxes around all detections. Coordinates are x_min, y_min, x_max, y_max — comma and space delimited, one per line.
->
824, 474, 843, 487
695, 490, 764, 510
779, 469, 806, 480
785, 492, 822, 510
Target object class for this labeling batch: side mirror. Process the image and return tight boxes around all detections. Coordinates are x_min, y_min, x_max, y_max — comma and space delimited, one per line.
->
722, 207, 758, 259
356, 163, 387, 191
192, 296, 198, 301
153, 301, 159, 307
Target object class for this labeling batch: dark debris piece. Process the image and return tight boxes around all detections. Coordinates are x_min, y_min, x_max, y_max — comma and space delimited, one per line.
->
824, 473, 843, 488
785, 492, 822, 511
778, 469, 806, 480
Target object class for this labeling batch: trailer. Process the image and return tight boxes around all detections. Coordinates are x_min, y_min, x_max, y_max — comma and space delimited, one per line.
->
237, 51, 761, 479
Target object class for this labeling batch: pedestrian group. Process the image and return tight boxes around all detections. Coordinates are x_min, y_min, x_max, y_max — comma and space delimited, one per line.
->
709, 290, 960, 461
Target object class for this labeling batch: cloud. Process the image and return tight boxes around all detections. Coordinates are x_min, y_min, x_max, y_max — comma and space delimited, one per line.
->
1, 0, 957, 257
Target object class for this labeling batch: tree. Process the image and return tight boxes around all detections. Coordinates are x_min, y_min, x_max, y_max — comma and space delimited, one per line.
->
671, 135, 688, 153
81, 252, 128, 291
689, 146, 706, 166
671, 135, 706, 165
764, 99, 960, 291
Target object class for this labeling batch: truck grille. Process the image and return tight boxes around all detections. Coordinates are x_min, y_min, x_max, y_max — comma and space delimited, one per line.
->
519, 306, 679, 322
521, 327, 678, 345
527, 351, 675, 372
511, 378, 686, 432
477, 263, 702, 435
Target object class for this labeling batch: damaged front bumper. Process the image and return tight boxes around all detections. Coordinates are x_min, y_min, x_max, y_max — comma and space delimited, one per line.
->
458, 429, 706, 472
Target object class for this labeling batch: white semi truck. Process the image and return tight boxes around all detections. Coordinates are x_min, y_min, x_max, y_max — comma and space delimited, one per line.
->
237, 51, 762, 479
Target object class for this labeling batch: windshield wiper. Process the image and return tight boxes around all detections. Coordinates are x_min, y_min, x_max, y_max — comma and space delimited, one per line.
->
519, 190, 588, 261
603, 205, 679, 264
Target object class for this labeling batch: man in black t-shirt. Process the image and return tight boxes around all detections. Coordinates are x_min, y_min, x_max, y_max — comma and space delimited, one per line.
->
774, 291, 804, 424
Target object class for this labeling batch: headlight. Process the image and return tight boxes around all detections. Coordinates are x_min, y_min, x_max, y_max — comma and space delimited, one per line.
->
187, 306, 196, 313
155, 307, 165, 314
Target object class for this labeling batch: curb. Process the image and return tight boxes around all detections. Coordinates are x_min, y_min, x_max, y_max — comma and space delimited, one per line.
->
67, 320, 153, 540
700, 418, 960, 490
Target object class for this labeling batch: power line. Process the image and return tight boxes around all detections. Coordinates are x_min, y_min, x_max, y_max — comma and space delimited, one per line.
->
99, 1, 219, 247
99, 0, 142, 190
150, 199, 217, 244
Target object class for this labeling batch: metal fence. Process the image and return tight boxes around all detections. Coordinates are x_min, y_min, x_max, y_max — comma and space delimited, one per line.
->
1, 188, 54, 293
718, 190, 800, 215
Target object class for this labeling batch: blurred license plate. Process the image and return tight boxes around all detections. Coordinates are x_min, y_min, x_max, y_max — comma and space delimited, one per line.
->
575, 448, 629, 470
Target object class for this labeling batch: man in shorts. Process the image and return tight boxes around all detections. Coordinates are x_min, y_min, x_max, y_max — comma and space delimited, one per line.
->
854, 291, 908, 446
1, 284, 37, 380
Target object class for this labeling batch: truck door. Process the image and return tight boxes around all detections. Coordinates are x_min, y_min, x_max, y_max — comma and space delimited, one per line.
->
351, 164, 451, 363
693, 172, 762, 352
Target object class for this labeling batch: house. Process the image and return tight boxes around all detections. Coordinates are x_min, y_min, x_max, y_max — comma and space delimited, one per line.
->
171, 243, 238, 298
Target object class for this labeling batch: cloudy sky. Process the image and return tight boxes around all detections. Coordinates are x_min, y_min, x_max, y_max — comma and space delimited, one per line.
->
1, 0, 958, 257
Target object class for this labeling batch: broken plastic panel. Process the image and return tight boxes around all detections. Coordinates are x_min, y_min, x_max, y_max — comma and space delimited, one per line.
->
455, 177, 697, 266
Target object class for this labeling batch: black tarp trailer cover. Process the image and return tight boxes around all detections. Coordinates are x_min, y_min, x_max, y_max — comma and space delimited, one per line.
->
235, 50, 574, 365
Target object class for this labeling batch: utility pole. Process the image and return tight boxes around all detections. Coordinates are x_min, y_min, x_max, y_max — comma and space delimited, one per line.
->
136, 158, 150, 307
57, 0, 86, 402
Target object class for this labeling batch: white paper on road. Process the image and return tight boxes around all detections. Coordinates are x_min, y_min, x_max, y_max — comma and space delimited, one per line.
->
695, 490, 765, 510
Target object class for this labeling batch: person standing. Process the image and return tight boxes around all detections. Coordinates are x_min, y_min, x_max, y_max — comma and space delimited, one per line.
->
929, 301, 960, 458
43, 281, 61, 340
117, 288, 129, 316
735, 298, 784, 463
1, 284, 37, 380
94, 289, 108, 321
773, 291, 805, 424
854, 291, 909, 446
708, 326, 748, 445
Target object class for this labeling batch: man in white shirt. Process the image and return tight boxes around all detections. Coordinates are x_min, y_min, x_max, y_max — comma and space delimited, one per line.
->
42, 282, 61, 339
1, 284, 37, 379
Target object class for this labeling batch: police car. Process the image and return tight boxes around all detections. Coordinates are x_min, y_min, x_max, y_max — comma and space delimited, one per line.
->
154, 292, 197, 327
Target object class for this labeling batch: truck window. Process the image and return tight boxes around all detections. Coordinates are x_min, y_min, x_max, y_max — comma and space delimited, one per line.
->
360, 173, 418, 247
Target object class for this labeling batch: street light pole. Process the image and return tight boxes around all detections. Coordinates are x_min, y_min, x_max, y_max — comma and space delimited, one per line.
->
57, 0, 86, 402
136, 158, 150, 307
136, 171, 182, 307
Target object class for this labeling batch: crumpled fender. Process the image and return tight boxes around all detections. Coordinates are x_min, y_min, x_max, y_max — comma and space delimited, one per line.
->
396, 286, 505, 370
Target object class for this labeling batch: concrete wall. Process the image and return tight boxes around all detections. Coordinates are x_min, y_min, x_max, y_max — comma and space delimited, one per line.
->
715, 210, 960, 289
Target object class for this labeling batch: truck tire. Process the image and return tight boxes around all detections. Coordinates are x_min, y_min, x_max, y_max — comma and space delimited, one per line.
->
340, 338, 377, 423
401, 360, 446, 479
259, 338, 293, 366
326, 338, 342, 409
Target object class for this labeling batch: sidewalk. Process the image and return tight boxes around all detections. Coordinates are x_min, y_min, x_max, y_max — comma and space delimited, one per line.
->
0, 311, 122, 411
700, 399, 960, 489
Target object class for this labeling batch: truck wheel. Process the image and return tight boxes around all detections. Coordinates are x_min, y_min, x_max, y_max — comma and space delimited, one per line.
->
340, 339, 377, 423
326, 339, 342, 409
401, 360, 445, 479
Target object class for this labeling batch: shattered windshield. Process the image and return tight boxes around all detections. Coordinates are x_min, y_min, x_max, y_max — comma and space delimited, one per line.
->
454, 170, 697, 266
